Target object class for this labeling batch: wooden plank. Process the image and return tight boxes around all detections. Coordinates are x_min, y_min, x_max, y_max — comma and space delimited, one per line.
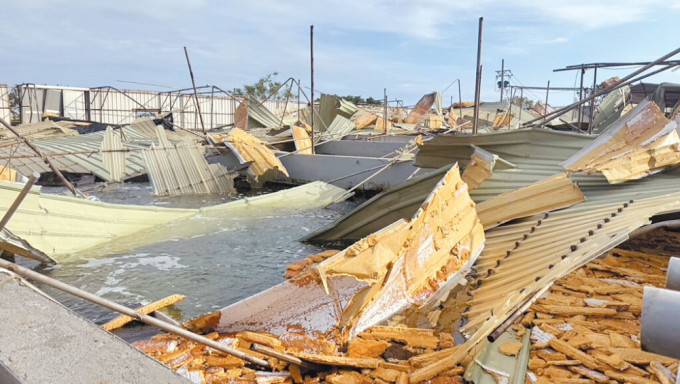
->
101, 294, 185, 331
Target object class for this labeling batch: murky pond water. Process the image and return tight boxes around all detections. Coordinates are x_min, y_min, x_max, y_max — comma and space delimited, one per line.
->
14, 182, 359, 341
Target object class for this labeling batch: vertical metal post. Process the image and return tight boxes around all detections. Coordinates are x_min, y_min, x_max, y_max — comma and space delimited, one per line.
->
297, 79, 301, 124
518, 88, 523, 121
183, 46, 206, 134
310, 25, 315, 154
383, 88, 388, 135
588, 67, 598, 134
544, 81, 551, 116
507, 88, 514, 127
209, 86, 215, 130
500, 59, 505, 102
473, 17, 484, 134
577, 68, 585, 129
457, 79, 463, 121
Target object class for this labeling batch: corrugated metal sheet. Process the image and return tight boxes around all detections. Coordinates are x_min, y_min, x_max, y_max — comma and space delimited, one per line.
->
101, 127, 125, 182
317, 94, 358, 132
415, 128, 595, 169
0, 131, 148, 182
318, 115, 355, 141
35, 133, 148, 181
142, 126, 235, 196
0, 119, 199, 182
243, 96, 283, 128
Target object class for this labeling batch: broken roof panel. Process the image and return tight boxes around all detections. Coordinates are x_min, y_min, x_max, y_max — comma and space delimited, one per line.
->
562, 100, 680, 182
476, 172, 585, 229
590, 85, 630, 134
234, 96, 283, 129
460, 146, 497, 190
404, 92, 438, 125
317, 94, 358, 132
142, 127, 235, 196
219, 128, 289, 186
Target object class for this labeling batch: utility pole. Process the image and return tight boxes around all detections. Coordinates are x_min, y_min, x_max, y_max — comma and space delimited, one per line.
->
500, 59, 505, 102
309, 25, 315, 154
473, 17, 484, 134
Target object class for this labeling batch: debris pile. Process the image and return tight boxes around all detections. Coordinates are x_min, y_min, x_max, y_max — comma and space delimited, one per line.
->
524, 247, 679, 384
134, 324, 464, 384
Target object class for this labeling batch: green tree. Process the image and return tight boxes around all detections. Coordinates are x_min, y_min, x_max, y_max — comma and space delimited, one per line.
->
234, 72, 293, 100
511, 95, 535, 109
8, 87, 21, 123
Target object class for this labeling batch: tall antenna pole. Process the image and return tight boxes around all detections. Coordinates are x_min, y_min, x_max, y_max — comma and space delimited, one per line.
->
309, 25, 315, 154
183, 46, 206, 134
473, 17, 484, 134
500, 59, 505, 102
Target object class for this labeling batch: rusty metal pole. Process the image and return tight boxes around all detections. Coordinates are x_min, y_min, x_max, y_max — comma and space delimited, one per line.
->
577, 68, 585, 129
473, 17, 484, 134
0, 172, 39, 232
183, 46, 207, 134
0, 117, 77, 197
309, 25, 315, 154
297, 79, 301, 123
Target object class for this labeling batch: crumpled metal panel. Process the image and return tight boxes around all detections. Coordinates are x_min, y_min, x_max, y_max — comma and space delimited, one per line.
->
142, 126, 236, 196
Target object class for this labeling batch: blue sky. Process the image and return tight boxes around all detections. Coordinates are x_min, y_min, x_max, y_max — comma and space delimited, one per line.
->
3, 0, 680, 105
